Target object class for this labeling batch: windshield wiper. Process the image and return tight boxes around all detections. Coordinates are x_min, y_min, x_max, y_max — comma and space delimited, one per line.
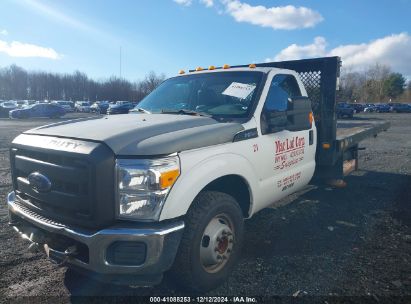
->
132, 107, 151, 114
161, 109, 211, 117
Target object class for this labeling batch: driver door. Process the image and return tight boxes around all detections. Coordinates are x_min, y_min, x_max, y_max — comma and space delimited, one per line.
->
256, 73, 316, 208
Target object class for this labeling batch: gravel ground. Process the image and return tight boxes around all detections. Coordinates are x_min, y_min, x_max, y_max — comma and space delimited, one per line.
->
0, 113, 410, 302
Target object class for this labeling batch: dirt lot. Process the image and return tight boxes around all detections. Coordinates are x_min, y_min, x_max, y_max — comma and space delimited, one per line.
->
0, 113, 410, 302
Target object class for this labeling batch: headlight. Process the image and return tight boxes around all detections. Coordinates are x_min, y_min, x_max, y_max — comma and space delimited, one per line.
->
115, 156, 180, 221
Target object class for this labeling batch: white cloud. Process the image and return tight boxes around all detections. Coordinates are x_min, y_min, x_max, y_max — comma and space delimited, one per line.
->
200, 0, 214, 7
0, 29, 8, 36
0, 40, 61, 59
271, 33, 411, 76
272, 36, 327, 61
172, 0, 322, 29
222, 0, 323, 30
174, 0, 192, 6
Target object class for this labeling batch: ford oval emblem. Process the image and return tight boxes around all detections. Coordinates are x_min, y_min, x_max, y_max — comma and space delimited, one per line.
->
28, 172, 52, 193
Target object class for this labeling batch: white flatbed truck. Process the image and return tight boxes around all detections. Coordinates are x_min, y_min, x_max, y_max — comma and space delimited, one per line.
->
7, 57, 389, 291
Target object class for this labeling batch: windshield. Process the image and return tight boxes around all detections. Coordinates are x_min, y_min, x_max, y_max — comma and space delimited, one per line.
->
137, 71, 264, 118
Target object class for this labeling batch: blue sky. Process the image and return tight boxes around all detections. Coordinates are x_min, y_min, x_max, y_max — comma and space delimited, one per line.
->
0, 0, 410, 81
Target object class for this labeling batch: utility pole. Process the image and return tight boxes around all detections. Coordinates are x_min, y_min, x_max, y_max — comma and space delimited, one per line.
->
120, 46, 122, 79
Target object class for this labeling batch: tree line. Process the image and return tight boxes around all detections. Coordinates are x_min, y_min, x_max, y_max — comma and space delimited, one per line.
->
0, 63, 409, 104
0, 64, 165, 102
338, 63, 410, 103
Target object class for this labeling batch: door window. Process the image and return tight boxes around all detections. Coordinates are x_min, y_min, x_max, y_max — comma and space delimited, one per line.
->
261, 74, 302, 134
263, 74, 301, 112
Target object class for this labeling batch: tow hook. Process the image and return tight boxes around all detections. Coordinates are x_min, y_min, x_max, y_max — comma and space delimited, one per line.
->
28, 242, 40, 253
13, 226, 46, 253
57, 245, 78, 267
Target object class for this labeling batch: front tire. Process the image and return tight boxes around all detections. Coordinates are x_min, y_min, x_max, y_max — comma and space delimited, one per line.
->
171, 191, 244, 292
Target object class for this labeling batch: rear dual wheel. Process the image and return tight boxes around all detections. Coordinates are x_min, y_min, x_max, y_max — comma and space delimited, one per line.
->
171, 191, 244, 292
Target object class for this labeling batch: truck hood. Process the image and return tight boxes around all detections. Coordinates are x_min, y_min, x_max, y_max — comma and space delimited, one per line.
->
24, 114, 244, 155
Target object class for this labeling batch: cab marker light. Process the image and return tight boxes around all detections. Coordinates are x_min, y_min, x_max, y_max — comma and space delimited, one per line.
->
309, 112, 314, 126
222, 64, 230, 69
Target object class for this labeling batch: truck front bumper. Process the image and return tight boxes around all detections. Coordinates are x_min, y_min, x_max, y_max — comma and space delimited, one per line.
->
7, 191, 184, 285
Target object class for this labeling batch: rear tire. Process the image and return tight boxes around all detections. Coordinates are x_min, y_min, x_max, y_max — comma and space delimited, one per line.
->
170, 191, 244, 292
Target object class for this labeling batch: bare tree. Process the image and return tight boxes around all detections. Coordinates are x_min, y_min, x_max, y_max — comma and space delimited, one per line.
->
337, 63, 407, 103
0, 65, 166, 102
138, 71, 166, 96
364, 63, 391, 102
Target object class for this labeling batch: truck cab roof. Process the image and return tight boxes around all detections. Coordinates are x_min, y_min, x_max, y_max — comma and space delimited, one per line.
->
182, 66, 294, 75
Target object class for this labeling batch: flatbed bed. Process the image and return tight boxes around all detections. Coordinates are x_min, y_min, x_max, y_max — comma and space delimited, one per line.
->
336, 118, 390, 150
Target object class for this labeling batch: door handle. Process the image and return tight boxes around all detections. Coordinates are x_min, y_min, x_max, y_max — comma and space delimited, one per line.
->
309, 130, 314, 145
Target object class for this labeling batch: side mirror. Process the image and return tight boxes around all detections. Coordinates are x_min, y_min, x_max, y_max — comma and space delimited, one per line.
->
263, 97, 312, 134
285, 97, 312, 131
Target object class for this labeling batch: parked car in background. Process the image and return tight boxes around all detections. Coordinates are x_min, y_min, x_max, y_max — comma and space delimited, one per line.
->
15, 100, 29, 108
90, 102, 98, 113
375, 104, 391, 113
107, 101, 134, 115
0, 101, 18, 117
336, 102, 354, 118
364, 104, 376, 112
9, 103, 66, 119
91, 101, 110, 114
75, 101, 91, 112
349, 103, 364, 113
391, 103, 411, 113
68, 101, 75, 111
52, 100, 75, 112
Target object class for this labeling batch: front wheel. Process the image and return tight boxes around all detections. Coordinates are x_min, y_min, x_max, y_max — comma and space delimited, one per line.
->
170, 191, 244, 292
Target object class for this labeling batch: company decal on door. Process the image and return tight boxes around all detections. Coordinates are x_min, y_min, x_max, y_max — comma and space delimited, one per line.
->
274, 136, 305, 170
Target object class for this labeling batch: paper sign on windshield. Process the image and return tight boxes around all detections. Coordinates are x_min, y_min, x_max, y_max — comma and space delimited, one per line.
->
222, 82, 256, 99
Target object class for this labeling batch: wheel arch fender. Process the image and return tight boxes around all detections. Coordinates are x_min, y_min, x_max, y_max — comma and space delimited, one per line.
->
159, 153, 259, 221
